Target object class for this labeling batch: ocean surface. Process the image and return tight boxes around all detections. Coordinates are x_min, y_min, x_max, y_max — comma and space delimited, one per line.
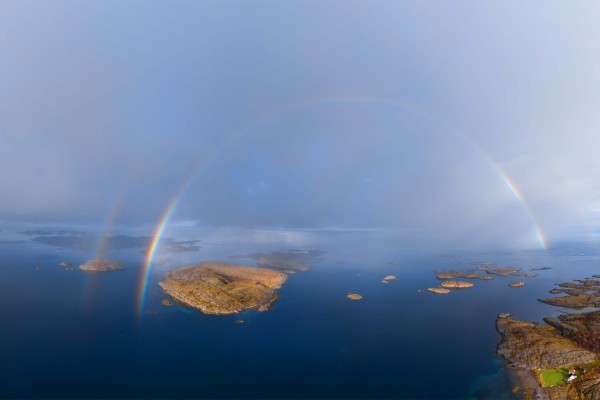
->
1, 226, 598, 399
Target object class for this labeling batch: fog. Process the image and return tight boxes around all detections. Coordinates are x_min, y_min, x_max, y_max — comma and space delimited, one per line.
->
2, 1, 600, 249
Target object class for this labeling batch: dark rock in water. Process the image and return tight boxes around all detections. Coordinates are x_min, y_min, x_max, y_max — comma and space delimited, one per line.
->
531, 267, 551, 271
495, 316, 596, 370
79, 258, 125, 272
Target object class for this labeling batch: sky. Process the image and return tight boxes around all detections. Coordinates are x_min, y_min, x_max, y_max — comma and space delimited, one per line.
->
1, 1, 600, 249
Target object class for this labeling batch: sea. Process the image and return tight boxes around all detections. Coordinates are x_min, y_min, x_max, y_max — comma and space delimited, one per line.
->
0, 226, 598, 399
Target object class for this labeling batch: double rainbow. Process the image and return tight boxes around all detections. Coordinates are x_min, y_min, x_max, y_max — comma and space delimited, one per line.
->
135, 94, 549, 317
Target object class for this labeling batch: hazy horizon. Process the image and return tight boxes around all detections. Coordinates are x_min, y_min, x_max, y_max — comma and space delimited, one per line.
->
3, 1, 600, 250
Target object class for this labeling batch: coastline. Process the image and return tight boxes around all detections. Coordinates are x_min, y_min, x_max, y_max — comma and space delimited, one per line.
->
508, 368, 546, 400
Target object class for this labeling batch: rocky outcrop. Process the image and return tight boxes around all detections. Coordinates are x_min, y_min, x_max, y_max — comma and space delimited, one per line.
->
428, 287, 451, 294
544, 311, 600, 353
79, 258, 125, 272
539, 279, 600, 308
496, 275, 600, 398
495, 315, 596, 370
440, 280, 474, 289
347, 292, 363, 301
509, 281, 525, 288
159, 262, 287, 315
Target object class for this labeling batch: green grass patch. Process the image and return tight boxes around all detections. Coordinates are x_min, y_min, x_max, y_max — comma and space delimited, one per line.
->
538, 360, 600, 388
539, 368, 568, 388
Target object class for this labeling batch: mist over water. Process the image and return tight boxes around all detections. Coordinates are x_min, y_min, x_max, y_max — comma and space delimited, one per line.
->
1, 224, 599, 399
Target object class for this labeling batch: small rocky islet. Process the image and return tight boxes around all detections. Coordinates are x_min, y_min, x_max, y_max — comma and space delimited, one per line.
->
426, 264, 539, 294
347, 292, 363, 301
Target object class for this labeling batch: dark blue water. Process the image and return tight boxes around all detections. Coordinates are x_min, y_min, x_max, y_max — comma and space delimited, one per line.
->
1, 227, 598, 399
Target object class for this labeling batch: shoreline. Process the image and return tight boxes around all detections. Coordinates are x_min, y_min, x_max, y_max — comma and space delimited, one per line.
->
508, 368, 546, 400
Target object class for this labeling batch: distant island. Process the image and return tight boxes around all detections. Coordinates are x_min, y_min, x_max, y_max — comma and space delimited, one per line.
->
79, 258, 125, 272
159, 262, 288, 315
229, 250, 324, 273
496, 276, 600, 399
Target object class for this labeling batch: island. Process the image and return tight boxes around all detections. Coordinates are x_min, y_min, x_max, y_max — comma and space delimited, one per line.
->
79, 258, 125, 272
508, 281, 525, 288
159, 262, 288, 315
496, 275, 600, 399
347, 292, 363, 301
427, 287, 451, 294
440, 280, 474, 289
435, 270, 493, 280
382, 275, 397, 284
539, 278, 600, 309
229, 250, 323, 272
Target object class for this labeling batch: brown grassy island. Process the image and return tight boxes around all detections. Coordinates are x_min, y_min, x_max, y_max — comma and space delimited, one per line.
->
79, 258, 125, 272
159, 262, 287, 315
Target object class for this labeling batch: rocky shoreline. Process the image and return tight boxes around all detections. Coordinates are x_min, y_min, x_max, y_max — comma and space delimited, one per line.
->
495, 275, 600, 399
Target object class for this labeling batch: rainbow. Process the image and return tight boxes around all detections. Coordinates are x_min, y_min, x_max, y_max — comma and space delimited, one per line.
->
474, 145, 548, 249
136, 94, 549, 317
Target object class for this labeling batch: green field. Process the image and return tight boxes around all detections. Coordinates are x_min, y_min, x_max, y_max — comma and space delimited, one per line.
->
538, 360, 600, 388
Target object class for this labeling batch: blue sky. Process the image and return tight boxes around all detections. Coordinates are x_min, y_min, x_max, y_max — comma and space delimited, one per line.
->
1, 1, 600, 248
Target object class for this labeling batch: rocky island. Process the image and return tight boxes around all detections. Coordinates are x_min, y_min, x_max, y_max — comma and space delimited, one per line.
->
79, 258, 125, 272
159, 262, 288, 315
347, 292, 363, 300
509, 281, 525, 288
539, 278, 600, 309
440, 280, 474, 289
427, 287, 451, 294
496, 275, 600, 399
435, 270, 493, 280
